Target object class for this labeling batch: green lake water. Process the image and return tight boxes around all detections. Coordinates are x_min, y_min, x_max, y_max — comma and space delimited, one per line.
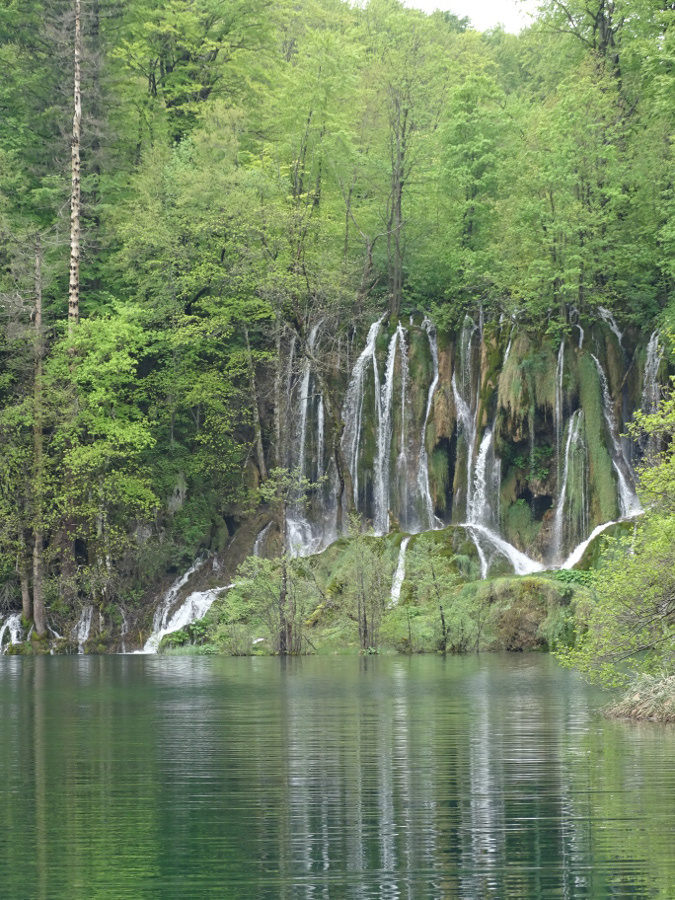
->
1, 654, 674, 898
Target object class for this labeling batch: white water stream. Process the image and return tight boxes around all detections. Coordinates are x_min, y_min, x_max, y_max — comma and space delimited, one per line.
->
390, 536, 411, 606
591, 355, 642, 518
417, 318, 443, 530
0, 614, 23, 653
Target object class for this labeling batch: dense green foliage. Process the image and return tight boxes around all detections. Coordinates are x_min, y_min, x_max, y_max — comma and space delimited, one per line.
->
1, 0, 674, 636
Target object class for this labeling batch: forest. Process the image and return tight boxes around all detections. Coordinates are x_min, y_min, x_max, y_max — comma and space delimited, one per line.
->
1, 0, 675, 679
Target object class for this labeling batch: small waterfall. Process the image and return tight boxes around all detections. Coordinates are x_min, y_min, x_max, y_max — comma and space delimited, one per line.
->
562, 521, 618, 569
591, 355, 642, 518
0, 613, 23, 653
468, 429, 496, 528
254, 522, 273, 557
642, 331, 662, 416
143, 587, 231, 654
72, 605, 94, 654
316, 395, 325, 479
551, 410, 583, 564
396, 324, 410, 524
390, 536, 411, 606
120, 608, 129, 654
342, 319, 383, 507
452, 315, 480, 516
417, 317, 443, 530
373, 328, 399, 534
502, 336, 513, 367
467, 525, 544, 577
598, 307, 624, 349
143, 559, 203, 652
295, 324, 320, 480
641, 332, 663, 457
464, 428, 543, 578
555, 340, 564, 480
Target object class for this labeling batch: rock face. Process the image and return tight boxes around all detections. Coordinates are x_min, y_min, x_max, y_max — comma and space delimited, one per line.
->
278, 310, 662, 573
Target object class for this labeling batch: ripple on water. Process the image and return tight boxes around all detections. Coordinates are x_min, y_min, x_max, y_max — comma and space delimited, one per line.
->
0, 654, 673, 898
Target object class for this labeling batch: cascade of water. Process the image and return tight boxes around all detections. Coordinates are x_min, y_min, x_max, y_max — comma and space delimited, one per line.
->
562, 521, 619, 570
254, 522, 273, 557
570, 308, 584, 349
0, 613, 23, 653
143, 559, 203, 653
317, 395, 325, 479
467, 524, 544, 576
555, 340, 565, 481
468, 429, 495, 527
452, 316, 480, 516
641, 332, 663, 458
396, 324, 410, 522
373, 328, 400, 534
591, 355, 642, 518
390, 536, 411, 606
642, 331, 662, 415
598, 307, 624, 349
143, 586, 232, 654
551, 410, 583, 564
296, 325, 320, 479
72, 605, 94, 654
417, 318, 443, 530
502, 336, 513, 368
341, 319, 383, 507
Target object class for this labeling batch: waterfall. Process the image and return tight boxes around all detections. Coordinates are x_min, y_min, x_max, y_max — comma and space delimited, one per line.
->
467, 525, 544, 577
551, 410, 583, 564
390, 536, 411, 606
254, 522, 273, 558
143, 586, 231, 654
417, 318, 443, 530
468, 429, 495, 528
591, 355, 642, 518
642, 331, 662, 416
555, 340, 564, 480
562, 521, 618, 570
373, 328, 399, 534
464, 428, 543, 578
143, 559, 203, 653
452, 316, 480, 516
285, 323, 340, 557
598, 307, 624, 349
342, 319, 383, 507
293, 324, 320, 482
72, 605, 94, 654
0, 613, 23, 653
396, 324, 410, 524
317, 395, 325, 479
641, 332, 663, 457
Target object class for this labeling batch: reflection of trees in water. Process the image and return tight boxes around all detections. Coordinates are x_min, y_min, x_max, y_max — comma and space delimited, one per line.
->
3, 658, 675, 897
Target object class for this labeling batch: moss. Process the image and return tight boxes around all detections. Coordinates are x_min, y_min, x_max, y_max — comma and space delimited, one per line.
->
503, 499, 540, 551
429, 446, 450, 514
577, 353, 620, 524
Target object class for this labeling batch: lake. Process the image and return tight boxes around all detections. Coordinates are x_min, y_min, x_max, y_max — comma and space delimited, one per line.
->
1, 654, 673, 898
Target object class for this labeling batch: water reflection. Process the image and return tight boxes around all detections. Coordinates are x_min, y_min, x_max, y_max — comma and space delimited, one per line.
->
1, 655, 675, 897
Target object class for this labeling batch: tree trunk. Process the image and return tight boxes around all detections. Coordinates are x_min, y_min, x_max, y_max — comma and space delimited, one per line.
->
68, 0, 82, 331
19, 550, 31, 623
33, 239, 47, 637
244, 326, 268, 482
278, 497, 289, 655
